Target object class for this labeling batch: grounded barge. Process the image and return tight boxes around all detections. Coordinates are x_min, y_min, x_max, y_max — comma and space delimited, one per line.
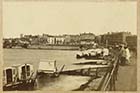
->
3, 64, 37, 91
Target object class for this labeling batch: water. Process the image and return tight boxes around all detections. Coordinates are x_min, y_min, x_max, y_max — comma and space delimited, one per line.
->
3, 49, 80, 69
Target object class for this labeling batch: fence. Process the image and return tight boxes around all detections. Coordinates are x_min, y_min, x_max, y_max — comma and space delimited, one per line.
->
97, 55, 119, 91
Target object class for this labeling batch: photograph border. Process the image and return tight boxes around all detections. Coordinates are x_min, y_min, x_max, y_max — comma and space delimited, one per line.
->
0, 0, 139, 93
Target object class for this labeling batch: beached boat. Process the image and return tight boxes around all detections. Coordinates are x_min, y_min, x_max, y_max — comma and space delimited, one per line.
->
16, 64, 34, 80
37, 60, 65, 77
3, 64, 37, 91
76, 50, 90, 58
3, 67, 17, 86
76, 48, 109, 59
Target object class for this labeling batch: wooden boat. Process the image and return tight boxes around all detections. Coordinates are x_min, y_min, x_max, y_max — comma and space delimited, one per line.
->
3, 67, 17, 86
76, 48, 110, 59
37, 60, 65, 77
3, 64, 37, 91
16, 64, 34, 80
76, 50, 90, 58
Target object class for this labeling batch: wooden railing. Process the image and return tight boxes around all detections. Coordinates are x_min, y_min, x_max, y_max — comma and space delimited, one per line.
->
97, 56, 119, 91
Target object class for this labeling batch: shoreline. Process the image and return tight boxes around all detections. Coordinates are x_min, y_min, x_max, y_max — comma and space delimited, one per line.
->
3, 45, 80, 51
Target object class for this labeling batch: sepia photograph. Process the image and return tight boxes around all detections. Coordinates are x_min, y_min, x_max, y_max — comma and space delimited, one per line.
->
2, 0, 137, 92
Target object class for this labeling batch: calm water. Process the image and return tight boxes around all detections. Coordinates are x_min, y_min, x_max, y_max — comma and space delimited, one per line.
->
3, 49, 83, 69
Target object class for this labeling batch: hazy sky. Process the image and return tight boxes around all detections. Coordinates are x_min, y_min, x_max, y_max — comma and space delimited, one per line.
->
3, 1, 137, 38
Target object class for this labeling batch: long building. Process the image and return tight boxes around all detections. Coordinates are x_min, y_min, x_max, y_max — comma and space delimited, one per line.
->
100, 32, 132, 45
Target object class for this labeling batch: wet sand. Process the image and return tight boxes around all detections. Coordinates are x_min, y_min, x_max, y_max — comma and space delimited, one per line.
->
37, 75, 91, 91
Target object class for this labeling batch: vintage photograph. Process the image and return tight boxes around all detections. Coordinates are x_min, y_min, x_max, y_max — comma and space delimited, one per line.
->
2, 1, 137, 91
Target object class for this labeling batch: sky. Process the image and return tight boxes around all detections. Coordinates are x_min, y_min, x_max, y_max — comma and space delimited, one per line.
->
3, 1, 137, 38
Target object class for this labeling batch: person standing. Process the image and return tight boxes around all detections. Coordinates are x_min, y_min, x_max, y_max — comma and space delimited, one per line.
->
124, 46, 131, 64
119, 45, 127, 65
